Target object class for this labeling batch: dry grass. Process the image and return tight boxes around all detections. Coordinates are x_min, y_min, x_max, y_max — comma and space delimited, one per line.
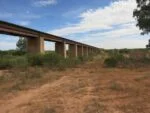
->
109, 81, 123, 91
134, 74, 150, 81
0, 55, 150, 113
83, 99, 106, 113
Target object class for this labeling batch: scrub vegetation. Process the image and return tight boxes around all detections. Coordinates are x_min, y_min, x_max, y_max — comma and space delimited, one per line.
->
104, 49, 150, 68
0, 50, 93, 70
0, 49, 150, 113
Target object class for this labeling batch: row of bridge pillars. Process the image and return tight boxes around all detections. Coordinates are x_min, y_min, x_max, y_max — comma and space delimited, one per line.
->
55, 42, 97, 58
27, 37, 99, 58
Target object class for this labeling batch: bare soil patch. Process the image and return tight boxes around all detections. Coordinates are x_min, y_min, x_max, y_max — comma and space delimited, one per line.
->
0, 60, 149, 113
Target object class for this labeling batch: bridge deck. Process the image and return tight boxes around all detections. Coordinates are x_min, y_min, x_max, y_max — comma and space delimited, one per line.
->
0, 20, 98, 49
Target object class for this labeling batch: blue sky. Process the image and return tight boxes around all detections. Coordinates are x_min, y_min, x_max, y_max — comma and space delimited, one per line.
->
0, 0, 149, 50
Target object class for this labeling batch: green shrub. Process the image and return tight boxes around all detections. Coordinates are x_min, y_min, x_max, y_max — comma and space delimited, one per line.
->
42, 53, 63, 67
28, 54, 44, 66
0, 50, 94, 69
104, 49, 150, 68
104, 57, 118, 67
27, 53, 64, 67
0, 56, 28, 69
119, 49, 130, 54
0, 50, 26, 56
11, 51, 26, 56
60, 58, 78, 68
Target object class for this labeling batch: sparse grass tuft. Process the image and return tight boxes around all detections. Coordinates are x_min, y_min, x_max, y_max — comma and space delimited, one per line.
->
42, 107, 56, 113
134, 74, 150, 81
84, 99, 106, 113
0, 67, 44, 92
0, 75, 5, 82
109, 81, 122, 91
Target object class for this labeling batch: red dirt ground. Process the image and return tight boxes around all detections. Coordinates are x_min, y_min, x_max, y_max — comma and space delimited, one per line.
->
0, 60, 150, 113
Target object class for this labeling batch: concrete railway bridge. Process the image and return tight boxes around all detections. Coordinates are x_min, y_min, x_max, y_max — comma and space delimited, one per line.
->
0, 21, 100, 58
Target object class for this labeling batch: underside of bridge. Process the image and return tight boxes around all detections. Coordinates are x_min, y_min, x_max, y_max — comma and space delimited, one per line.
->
0, 21, 100, 58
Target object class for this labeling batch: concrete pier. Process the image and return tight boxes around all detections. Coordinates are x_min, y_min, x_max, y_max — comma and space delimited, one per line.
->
27, 37, 44, 53
77, 45, 83, 57
55, 42, 66, 58
69, 44, 78, 57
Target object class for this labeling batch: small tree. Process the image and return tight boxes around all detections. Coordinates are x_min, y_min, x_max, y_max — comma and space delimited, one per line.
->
133, 0, 150, 48
16, 37, 27, 51
146, 39, 150, 48
133, 0, 150, 35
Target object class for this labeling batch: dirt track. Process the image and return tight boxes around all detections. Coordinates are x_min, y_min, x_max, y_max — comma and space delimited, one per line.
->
0, 60, 150, 113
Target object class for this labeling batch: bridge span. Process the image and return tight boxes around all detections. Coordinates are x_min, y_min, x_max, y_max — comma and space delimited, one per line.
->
0, 20, 100, 58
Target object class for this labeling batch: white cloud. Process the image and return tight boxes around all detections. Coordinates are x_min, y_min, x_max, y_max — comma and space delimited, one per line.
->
0, 11, 41, 20
62, 8, 86, 18
49, 0, 149, 49
0, 35, 18, 50
20, 13, 41, 20
73, 22, 149, 49
99, 36, 149, 49
44, 41, 55, 50
89, 23, 139, 38
50, 0, 137, 36
0, 42, 16, 50
19, 21, 31, 26
33, 0, 57, 7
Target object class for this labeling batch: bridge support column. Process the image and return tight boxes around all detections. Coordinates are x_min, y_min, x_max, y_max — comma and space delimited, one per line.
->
69, 44, 77, 57
95, 49, 98, 54
88, 48, 91, 55
93, 48, 95, 55
86, 47, 89, 56
83, 46, 88, 56
92, 48, 94, 54
78, 45, 83, 57
27, 37, 44, 53
90, 48, 93, 55
55, 42, 66, 58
